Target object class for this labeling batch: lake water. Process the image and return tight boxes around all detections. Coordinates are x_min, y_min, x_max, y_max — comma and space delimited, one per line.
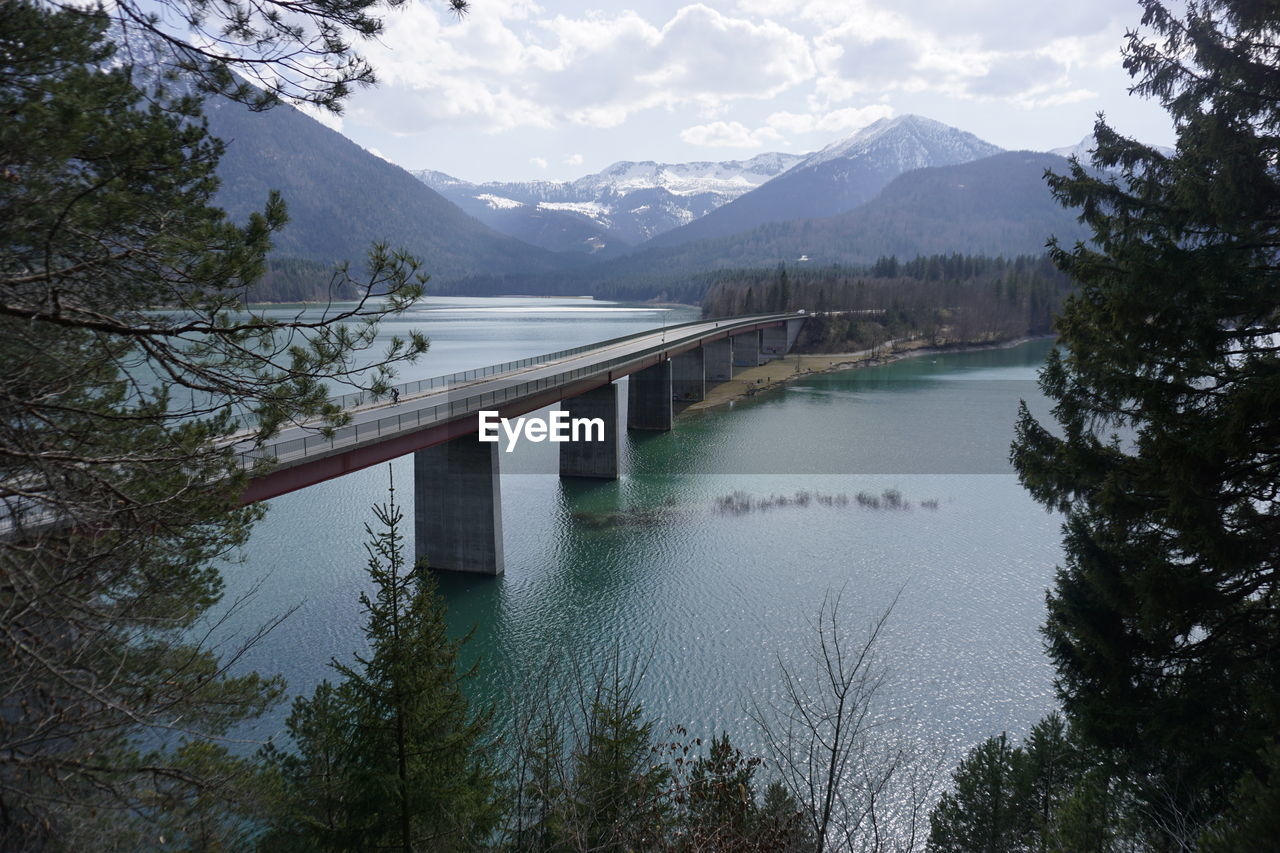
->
224, 296, 1063, 767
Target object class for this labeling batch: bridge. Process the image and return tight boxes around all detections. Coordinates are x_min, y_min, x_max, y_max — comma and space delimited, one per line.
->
232, 312, 807, 575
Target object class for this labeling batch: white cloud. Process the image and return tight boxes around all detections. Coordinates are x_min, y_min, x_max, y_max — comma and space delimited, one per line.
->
683, 103, 893, 149
1012, 87, 1098, 110
337, 0, 1158, 176
765, 104, 895, 135
680, 120, 782, 148
565, 153, 585, 166
967, 53, 1067, 98
359, 3, 815, 133
804, 9, 1109, 110
297, 101, 344, 133
529, 156, 549, 169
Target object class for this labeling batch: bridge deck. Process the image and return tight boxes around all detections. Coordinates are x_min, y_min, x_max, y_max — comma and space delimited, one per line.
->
234, 313, 798, 503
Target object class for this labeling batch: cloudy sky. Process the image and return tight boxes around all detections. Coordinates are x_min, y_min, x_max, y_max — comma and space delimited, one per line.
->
317, 0, 1175, 182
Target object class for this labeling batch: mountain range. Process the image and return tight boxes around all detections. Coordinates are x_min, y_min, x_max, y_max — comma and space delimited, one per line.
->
204, 98, 582, 280
643, 115, 1004, 249
200, 92, 1096, 300
437, 150, 1089, 300
415, 152, 803, 257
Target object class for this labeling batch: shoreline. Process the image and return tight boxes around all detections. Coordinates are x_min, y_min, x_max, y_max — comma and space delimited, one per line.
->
684, 334, 1052, 411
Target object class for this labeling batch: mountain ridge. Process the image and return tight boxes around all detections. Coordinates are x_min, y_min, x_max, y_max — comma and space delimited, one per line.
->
203, 97, 583, 281
641, 114, 1004, 250
433, 150, 1091, 300
414, 151, 805, 255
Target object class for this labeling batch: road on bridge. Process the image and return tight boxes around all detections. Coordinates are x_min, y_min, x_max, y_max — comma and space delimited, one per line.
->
231, 312, 801, 503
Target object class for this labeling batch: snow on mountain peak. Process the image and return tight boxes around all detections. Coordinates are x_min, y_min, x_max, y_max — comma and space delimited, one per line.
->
1048, 135, 1095, 161
476, 193, 524, 210
801, 114, 1001, 171
414, 115, 1005, 254
573, 152, 804, 197
1047, 134, 1175, 165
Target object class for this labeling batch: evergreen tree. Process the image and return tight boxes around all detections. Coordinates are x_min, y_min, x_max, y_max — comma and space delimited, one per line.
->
262, 682, 357, 850
567, 665, 672, 851
1011, 0, 1280, 836
928, 734, 1024, 853
508, 711, 568, 851
264, 477, 497, 850
0, 3, 424, 843
684, 732, 761, 846
1200, 739, 1280, 851
1016, 715, 1077, 849
756, 780, 817, 852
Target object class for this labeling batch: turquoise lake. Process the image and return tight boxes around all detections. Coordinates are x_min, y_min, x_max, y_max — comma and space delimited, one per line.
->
223, 297, 1063, 765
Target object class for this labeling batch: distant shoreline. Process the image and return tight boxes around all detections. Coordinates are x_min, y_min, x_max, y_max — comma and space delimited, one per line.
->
244, 295, 700, 308
685, 334, 1053, 411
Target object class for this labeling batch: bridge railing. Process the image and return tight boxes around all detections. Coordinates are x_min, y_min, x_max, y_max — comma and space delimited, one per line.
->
325, 316, 719, 412
237, 313, 795, 469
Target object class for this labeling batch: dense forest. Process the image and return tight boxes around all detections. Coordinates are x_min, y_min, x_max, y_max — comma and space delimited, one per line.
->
433, 151, 1089, 301
246, 257, 359, 302
206, 95, 584, 280
702, 254, 1071, 350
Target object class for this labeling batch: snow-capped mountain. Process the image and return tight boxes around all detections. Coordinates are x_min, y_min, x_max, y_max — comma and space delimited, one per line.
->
571, 153, 803, 197
645, 115, 1003, 249
1049, 135, 1096, 162
414, 152, 804, 256
1049, 134, 1175, 165
415, 116, 1003, 257
802, 114, 999, 171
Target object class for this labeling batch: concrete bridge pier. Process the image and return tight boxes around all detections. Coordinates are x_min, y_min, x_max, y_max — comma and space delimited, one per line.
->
671, 348, 705, 402
732, 330, 761, 367
627, 360, 673, 431
414, 434, 503, 575
762, 325, 789, 359
705, 337, 733, 381
786, 317, 806, 350
559, 382, 619, 479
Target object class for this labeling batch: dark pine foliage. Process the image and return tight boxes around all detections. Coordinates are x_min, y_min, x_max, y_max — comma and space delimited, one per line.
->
701, 255, 1071, 351
1010, 0, 1280, 843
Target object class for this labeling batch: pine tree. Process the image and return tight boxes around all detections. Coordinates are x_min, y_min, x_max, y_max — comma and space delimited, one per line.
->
1200, 740, 1280, 851
0, 3, 424, 843
1016, 714, 1078, 849
1010, 0, 1280, 836
684, 732, 760, 846
265, 477, 498, 850
262, 682, 357, 851
568, 666, 672, 851
928, 733, 1024, 853
509, 712, 568, 851
72, 0, 468, 112
756, 780, 816, 852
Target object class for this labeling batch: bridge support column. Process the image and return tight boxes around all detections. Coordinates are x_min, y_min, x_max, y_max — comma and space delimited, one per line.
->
762, 325, 788, 359
671, 348, 705, 402
627, 360, 672, 431
414, 435, 503, 575
559, 383, 618, 479
785, 317, 806, 351
705, 338, 733, 380
732, 330, 761, 367
783, 317, 803, 350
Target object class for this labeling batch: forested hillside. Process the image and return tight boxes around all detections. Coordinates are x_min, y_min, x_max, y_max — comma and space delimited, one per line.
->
204, 97, 583, 281
436, 152, 1088, 302
246, 258, 357, 302
656, 151, 1089, 273
703, 254, 1071, 350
